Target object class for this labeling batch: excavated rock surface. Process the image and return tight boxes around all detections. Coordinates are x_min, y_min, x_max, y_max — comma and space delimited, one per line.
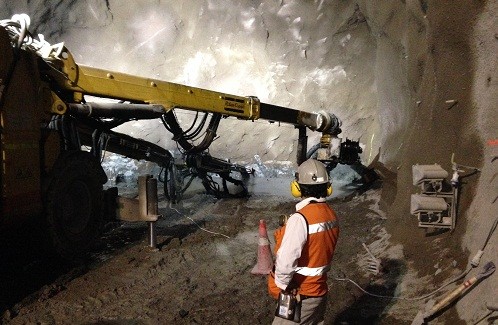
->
0, 0, 496, 324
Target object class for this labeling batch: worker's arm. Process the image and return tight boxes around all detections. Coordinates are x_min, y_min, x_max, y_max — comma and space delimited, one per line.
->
274, 213, 308, 290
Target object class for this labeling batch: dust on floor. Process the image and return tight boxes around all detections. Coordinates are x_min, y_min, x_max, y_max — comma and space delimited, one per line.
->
1, 178, 465, 324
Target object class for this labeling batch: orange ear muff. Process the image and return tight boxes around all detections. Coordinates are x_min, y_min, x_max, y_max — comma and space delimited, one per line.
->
290, 180, 301, 198
326, 183, 333, 197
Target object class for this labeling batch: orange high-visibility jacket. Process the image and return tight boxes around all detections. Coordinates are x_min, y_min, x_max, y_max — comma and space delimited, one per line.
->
268, 202, 339, 298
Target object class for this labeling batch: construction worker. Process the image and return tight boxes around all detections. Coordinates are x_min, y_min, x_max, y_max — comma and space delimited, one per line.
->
268, 158, 339, 324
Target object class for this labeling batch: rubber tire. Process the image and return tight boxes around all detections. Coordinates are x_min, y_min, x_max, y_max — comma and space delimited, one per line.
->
45, 151, 106, 260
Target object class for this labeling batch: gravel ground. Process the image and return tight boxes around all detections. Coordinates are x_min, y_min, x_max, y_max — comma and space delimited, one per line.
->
1, 174, 468, 325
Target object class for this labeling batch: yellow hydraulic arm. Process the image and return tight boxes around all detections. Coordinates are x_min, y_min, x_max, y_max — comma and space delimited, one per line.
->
44, 46, 340, 135
49, 57, 260, 120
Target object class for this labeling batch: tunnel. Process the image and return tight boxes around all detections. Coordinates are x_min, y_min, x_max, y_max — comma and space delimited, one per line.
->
0, 1, 496, 324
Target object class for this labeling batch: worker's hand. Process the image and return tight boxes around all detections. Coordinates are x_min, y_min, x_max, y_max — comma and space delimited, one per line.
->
282, 288, 298, 296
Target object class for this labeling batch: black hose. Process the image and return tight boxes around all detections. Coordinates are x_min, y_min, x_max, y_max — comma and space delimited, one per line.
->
162, 111, 221, 154
161, 114, 173, 133
183, 113, 208, 140
183, 111, 199, 134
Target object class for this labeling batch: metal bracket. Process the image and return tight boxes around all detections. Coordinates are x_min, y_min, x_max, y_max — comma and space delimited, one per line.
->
116, 175, 161, 248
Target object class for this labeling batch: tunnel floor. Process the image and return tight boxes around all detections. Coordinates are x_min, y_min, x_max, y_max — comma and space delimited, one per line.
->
0, 176, 463, 324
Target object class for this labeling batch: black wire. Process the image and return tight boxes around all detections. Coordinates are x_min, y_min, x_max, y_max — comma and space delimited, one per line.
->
161, 115, 173, 133
181, 111, 200, 135
183, 113, 208, 140
191, 130, 207, 143
176, 142, 186, 155
161, 111, 208, 154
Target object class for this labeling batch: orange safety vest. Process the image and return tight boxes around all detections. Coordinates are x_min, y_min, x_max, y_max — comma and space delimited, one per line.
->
268, 202, 339, 299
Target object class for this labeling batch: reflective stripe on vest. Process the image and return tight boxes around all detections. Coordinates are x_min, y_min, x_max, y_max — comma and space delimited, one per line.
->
308, 220, 338, 234
296, 219, 337, 277
296, 264, 331, 276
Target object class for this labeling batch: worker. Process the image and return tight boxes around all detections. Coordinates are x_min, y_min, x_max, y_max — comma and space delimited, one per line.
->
268, 158, 339, 324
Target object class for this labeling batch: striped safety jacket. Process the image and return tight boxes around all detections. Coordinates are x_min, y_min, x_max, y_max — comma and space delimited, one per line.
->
268, 198, 339, 298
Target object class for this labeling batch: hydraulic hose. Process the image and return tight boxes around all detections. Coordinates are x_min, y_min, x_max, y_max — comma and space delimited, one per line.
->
183, 113, 208, 140
162, 110, 221, 154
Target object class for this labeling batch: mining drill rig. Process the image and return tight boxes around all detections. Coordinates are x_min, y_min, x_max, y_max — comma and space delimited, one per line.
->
0, 14, 367, 258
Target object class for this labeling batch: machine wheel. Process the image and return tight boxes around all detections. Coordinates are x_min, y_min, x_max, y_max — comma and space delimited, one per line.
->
44, 151, 107, 259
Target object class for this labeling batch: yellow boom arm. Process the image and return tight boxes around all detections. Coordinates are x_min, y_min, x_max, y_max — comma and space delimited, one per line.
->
44, 46, 339, 134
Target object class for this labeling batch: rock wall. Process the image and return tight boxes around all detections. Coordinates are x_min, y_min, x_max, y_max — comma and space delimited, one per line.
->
461, 0, 498, 319
357, 0, 497, 322
1, 0, 496, 322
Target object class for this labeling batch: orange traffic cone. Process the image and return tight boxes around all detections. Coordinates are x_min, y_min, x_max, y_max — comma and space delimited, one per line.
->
251, 219, 274, 275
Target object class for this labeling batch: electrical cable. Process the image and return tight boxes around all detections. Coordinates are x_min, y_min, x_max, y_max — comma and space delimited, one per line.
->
471, 214, 498, 267
332, 266, 472, 301
167, 203, 230, 239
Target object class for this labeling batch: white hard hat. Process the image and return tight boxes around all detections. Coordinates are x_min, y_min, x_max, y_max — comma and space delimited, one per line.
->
296, 159, 329, 185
